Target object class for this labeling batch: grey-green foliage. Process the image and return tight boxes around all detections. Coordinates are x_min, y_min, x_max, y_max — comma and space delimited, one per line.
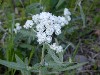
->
0, 59, 26, 71
0, 43, 87, 75
0, 54, 32, 75
26, 3, 42, 15
15, 55, 31, 75
77, 0, 86, 28
0, 55, 26, 71
38, 44, 88, 74
0, 53, 87, 75
14, 29, 36, 49
15, 42, 86, 75
19, 29, 36, 39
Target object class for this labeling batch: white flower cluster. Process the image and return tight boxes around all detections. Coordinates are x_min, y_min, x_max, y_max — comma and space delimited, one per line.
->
50, 43, 63, 53
31, 9, 71, 44
14, 23, 22, 33
14, 8, 71, 53
23, 20, 34, 29
64, 8, 71, 21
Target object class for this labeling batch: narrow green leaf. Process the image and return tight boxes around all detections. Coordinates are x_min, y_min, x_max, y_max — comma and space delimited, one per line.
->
15, 55, 31, 75
46, 61, 71, 68
19, 0, 24, 8
0, 59, 27, 71
55, 62, 87, 71
28, 48, 34, 64
58, 52, 63, 62
72, 42, 80, 59
78, 1, 86, 28
15, 54, 25, 66
48, 49, 61, 63
31, 63, 41, 71
56, 0, 65, 8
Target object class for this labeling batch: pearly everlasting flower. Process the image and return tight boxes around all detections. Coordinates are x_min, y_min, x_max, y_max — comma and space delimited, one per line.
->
64, 8, 71, 22
66, 16, 71, 21
32, 14, 40, 24
56, 46, 63, 53
55, 29, 61, 35
64, 8, 71, 16
15, 23, 20, 26
14, 23, 22, 33
36, 24, 45, 32
45, 28, 54, 36
22, 8, 71, 44
46, 36, 52, 43
50, 43, 57, 50
36, 32, 46, 44
50, 43, 63, 53
54, 24, 61, 30
57, 16, 68, 26
23, 20, 34, 29
14, 7, 71, 45
31, 11, 71, 44
14, 29, 17, 33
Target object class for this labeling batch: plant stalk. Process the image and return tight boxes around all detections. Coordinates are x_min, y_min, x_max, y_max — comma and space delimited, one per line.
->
39, 44, 45, 75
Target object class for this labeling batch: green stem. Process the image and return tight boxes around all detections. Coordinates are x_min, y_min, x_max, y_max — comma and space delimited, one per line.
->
41, 44, 45, 65
78, 0, 86, 28
28, 48, 34, 65
39, 44, 45, 75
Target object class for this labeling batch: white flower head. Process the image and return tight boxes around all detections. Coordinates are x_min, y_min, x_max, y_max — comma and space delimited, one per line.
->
64, 8, 71, 16
31, 10, 71, 44
54, 24, 61, 30
14, 28, 17, 33
36, 32, 46, 44
14, 23, 22, 33
15, 8, 71, 44
64, 8, 71, 22
55, 29, 61, 35
50, 43, 57, 50
32, 14, 40, 24
15, 23, 20, 26
23, 20, 34, 29
46, 36, 52, 43
50, 43, 63, 53
36, 24, 45, 32
45, 28, 54, 36
56, 46, 63, 53
66, 16, 71, 21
